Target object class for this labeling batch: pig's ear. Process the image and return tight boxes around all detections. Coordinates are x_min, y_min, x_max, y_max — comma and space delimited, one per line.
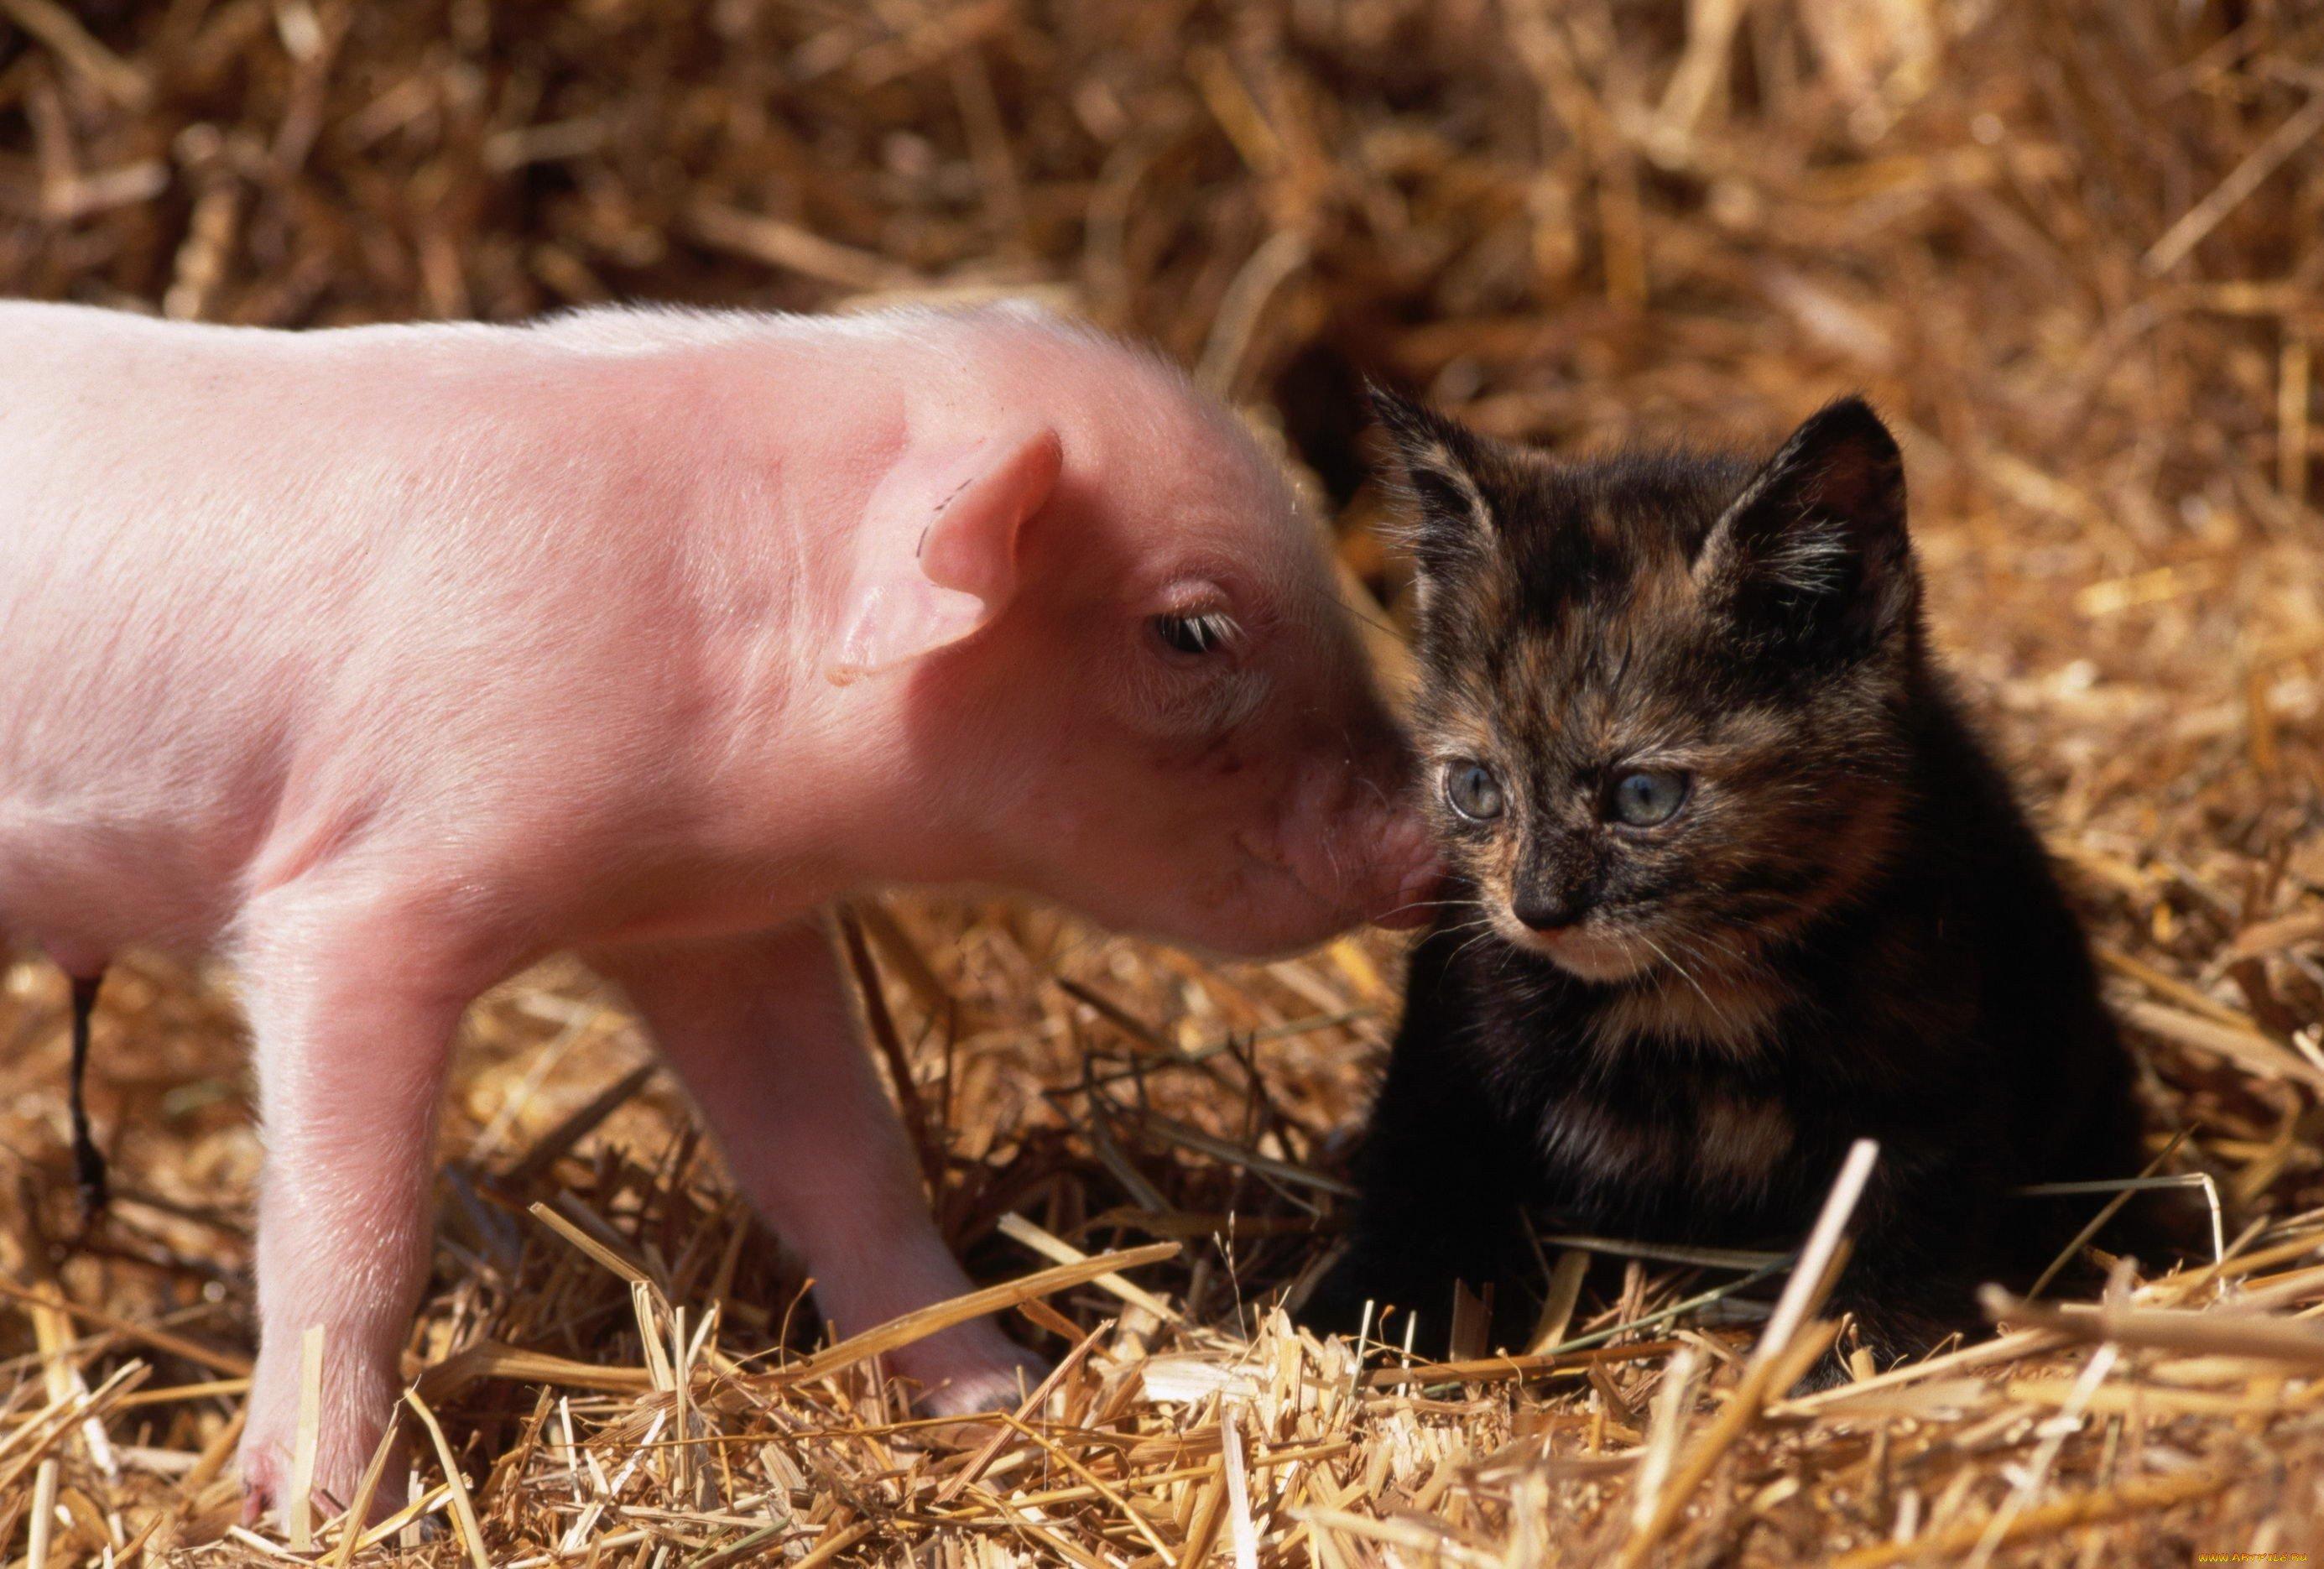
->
826, 425, 1063, 683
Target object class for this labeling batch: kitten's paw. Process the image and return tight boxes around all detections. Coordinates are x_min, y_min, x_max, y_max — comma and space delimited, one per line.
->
1783, 1350, 1856, 1397
1295, 1269, 1373, 1341
1298, 1253, 1456, 1352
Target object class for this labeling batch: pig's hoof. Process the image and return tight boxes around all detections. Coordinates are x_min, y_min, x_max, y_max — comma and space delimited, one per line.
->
899, 1347, 1054, 1447
237, 1430, 409, 1532
238, 1444, 288, 1528
918, 1355, 1050, 1419
888, 1321, 1051, 1442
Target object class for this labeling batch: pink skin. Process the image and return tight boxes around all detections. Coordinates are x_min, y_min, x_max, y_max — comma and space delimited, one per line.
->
0, 301, 1436, 1520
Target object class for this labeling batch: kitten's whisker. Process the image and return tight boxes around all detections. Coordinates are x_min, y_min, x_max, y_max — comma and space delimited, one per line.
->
1374, 895, 1496, 931
1313, 582, 1408, 641
1448, 926, 1507, 967
1674, 925, 1781, 989
1665, 930, 1778, 1045
1371, 897, 1479, 919
1639, 932, 1736, 1036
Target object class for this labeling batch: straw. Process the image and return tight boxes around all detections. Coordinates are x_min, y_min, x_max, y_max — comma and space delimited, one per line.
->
3, 2, 2321, 1562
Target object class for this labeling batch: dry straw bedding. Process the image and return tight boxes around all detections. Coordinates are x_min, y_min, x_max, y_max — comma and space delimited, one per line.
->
3, 0, 2323, 1563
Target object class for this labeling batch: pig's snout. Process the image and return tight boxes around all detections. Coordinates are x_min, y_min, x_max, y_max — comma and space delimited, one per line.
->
1270, 749, 1442, 934
1367, 801, 1444, 930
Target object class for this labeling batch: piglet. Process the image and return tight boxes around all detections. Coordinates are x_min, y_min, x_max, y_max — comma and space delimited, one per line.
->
0, 300, 1436, 1517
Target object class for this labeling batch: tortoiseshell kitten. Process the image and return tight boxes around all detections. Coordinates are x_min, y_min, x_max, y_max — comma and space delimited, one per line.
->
1308, 394, 2144, 1368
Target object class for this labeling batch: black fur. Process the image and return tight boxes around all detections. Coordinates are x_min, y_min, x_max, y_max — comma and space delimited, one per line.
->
1307, 394, 2145, 1368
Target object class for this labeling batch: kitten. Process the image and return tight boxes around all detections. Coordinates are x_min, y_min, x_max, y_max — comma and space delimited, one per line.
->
1307, 393, 2145, 1368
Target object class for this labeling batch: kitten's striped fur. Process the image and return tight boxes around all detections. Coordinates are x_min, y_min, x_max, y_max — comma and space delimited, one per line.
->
1309, 394, 2146, 1369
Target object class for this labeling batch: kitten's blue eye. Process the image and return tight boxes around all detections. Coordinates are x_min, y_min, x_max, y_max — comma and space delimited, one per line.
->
1608, 769, 1690, 827
1445, 761, 1506, 822
1154, 611, 1236, 655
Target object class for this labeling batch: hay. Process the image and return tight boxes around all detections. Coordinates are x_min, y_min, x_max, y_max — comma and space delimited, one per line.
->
3, 0, 2322, 1562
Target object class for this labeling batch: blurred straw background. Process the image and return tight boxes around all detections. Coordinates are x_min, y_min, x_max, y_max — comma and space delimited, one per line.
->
3, 0, 2322, 1562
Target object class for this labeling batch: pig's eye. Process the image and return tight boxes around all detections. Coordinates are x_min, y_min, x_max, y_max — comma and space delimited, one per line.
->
1444, 760, 1505, 822
1152, 611, 1237, 656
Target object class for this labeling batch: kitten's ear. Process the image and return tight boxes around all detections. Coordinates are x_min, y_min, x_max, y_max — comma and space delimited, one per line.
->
1368, 383, 1504, 603
1696, 397, 1915, 659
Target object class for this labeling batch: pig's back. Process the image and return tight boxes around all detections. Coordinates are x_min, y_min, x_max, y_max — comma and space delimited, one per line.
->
0, 307, 364, 954
0, 305, 726, 963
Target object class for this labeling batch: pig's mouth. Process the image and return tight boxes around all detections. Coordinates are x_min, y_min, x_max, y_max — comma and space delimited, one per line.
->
1224, 826, 1346, 936
1371, 861, 1445, 930
1232, 821, 1436, 936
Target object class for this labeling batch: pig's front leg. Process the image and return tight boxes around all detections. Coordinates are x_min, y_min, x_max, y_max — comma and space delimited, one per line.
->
596, 920, 1042, 1414
235, 899, 480, 1523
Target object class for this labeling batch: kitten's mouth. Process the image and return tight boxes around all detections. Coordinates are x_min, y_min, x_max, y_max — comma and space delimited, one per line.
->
1502, 918, 1657, 984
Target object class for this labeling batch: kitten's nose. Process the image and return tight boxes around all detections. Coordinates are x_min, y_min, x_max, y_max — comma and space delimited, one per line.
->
1512, 891, 1587, 931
